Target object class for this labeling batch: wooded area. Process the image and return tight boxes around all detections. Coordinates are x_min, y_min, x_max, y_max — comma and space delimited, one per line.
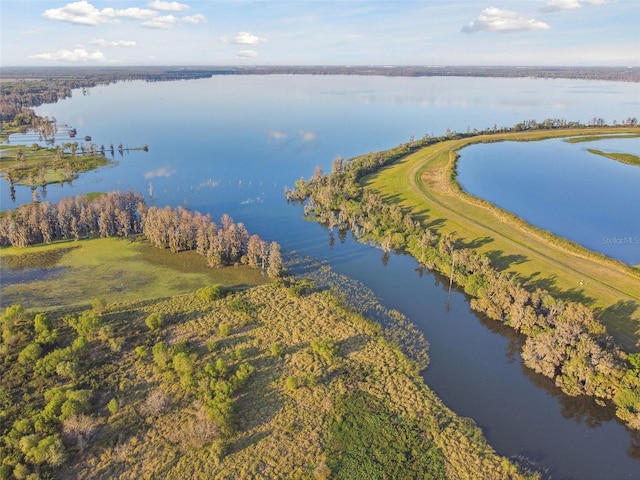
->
287, 124, 640, 431
0, 192, 283, 277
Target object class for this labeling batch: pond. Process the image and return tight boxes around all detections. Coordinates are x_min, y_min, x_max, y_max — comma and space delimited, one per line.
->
2, 74, 639, 479
457, 137, 640, 265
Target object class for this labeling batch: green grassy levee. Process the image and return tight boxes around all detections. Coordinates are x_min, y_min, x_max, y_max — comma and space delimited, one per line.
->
364, 127, 640, 350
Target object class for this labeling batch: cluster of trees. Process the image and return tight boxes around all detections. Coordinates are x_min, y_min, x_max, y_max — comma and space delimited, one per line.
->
0, 81, 74, 122
0, 303, 117, 478
287, 124, 640, 431
149, 333, 255, 440
512, 117, 638, 131
141, 205, 282, 275
0, 192, 143, 247
0, 298, 251, 477
0, 191, 283, 277
0, 286, 264, 478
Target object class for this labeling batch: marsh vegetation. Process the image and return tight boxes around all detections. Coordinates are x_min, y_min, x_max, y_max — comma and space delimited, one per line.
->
3, 68, 640, 477
0, 238, 534, 479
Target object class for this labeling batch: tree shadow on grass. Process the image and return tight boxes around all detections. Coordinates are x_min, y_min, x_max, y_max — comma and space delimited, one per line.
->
595, 300, 640, 350
337, 334, 369, 357
424, 217, 447, 232
229, 428, 273, 456
515, 271, 558, 293
512, 271, 597, 307
232, 355, 285, 439
377, 191, 434, 224
458, 235, 494, 250
561, 287, 597, 307
597, 299, 639, 321
486, 249, 528, 271
412, 208, 433, 225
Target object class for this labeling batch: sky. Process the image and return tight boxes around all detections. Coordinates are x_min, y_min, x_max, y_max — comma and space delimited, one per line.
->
1, 0, 638, 67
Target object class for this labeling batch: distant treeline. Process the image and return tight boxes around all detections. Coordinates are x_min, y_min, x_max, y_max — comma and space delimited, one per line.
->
286, 122, 640, 431
2, 65, 639, 122
0, 191, 283, 277
0, 68, 216, 122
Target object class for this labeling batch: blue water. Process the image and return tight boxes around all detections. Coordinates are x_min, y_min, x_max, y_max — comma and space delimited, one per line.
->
2, 75, 640, 479
457, 137, 640, 265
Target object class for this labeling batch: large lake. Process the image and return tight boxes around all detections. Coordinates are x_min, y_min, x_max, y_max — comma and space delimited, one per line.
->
3, 75, 640, 479
457, 137, 640, 265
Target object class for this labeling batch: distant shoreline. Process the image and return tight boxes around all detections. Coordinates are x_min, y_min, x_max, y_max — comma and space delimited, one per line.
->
2, 64, 639, 83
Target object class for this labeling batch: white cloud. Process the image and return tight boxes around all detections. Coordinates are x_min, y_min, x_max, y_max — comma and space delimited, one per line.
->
222, 31, 267, 45
113, 7, 158, 20
462, 7, 551, 33
42, 1, 158, 25
237, 49, 258, 58
540, 0, 582, 11
42, 1, 107, 25
91, 38, 137, 47
148, 0, 189, 12
42, 1, 201, 29
29, 48, 108, 63
180, 13, 206, 25
540, 0, 611, 11
142, 15, 176, 29
144, 166, 176, 179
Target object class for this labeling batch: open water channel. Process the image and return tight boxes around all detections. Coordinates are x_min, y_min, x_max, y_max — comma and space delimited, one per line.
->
2, 75, 639, 479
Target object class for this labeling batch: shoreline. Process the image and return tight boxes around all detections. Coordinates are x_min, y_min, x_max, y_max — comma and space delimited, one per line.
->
365, 127, 640, 350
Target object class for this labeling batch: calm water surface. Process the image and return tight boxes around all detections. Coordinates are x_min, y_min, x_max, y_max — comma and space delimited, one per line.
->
3, 75, 640, 479
457, 137, 640, 265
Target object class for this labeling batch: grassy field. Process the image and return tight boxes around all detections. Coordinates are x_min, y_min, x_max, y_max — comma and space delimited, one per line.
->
364, 127, 640, 350
0, 237, 270, 310
0, 238, 534, 479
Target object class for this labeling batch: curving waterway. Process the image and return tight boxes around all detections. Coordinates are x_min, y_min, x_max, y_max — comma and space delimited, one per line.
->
2, 75, 639, 479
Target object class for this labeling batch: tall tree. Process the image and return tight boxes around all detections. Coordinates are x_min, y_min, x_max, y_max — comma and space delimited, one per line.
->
267, 242, 283, 279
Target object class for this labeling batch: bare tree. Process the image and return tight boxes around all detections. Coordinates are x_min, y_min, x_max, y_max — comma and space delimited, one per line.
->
62, 414, 97, 452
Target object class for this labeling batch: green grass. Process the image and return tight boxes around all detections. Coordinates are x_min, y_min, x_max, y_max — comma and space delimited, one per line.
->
0, 237, 270, 310
326, 391, 446, 479
565, 134, 640, 143
1, 282, 534, 479
587, 148, 640, 166
0, 234, 537, 479
0, 144, 112, 186
364, 127, 640, 350
0, 121, 25, 142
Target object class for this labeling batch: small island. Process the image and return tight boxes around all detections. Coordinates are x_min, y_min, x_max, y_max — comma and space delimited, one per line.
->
586, 148, 640, 166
